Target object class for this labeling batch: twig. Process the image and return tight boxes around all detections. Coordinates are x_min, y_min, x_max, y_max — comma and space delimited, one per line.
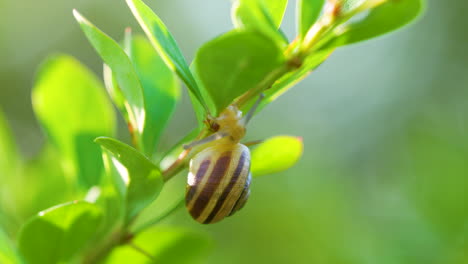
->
129, 242, 157, 261
132, 200, 184, 235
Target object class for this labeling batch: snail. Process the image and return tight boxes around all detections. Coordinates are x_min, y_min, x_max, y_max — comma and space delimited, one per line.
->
184, 94, 264, 224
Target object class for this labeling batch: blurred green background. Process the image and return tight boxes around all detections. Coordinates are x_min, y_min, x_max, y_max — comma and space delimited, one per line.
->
1, 0, 467, 263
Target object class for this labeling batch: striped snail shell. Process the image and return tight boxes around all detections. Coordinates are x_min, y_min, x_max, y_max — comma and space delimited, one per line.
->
184, 93, 265, 224
186, 142, 251, 224
184, 104, 255, 224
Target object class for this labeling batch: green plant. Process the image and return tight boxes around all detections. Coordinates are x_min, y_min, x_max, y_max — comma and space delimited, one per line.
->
0, 0, 424, 263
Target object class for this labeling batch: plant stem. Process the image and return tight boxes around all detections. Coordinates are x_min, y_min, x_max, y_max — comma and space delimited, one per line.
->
243, 140, 264, 147
128, 242, 157, 261
132, 200, 184, 235
161, 128, 209, 182
235, 63, 294, 109
82, 228, 128, 264
162, 148, 191, 181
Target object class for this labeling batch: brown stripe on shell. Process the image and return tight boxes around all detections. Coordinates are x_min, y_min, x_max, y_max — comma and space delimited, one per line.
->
229, 172, 251, 216
203, 149, 247, 224
186, 159, 211, 204
189, 152, 232, 219
231, 186, 250, 215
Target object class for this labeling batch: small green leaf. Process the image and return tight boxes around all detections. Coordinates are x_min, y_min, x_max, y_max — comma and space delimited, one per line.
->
96, 137, 163, 223
0, 227, 20, 264
73, 10, 144, 146
264, 0, 289, 28
128, 35, 180, 157
103, 64, 129, 122
328, 0, 424, 47
18, 201, 103, 264
232, 0, 288, 45
104, 226, 212, 264
233, 0, 288, 29
126, 0, 208, 113
297, 0, 325, 38
251, 135, 304, 177
194, 30, 285, 114
32, 54, 115, 187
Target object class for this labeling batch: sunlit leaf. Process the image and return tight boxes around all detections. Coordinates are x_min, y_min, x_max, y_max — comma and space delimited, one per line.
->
96, 137, 163, 223
104, 226, 212, 264
103, 64, 129, 122
128, 35, 180, 157
0, 227, 20, 264
73, 10, 144, 147
18, 201, 102, 264
327, 0, 424, 47
126, 0, 208, 113
32, 54, 115, 187
251, 136, 303, 177
231, 0, 288, 45
194, 30, 284, 114
263, 0, 289, 28
297, 0, 325, 38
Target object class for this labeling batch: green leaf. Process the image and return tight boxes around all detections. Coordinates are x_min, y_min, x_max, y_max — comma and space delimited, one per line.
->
73, 10, 144, 147
194, 30, 285, 114
18, 201, 102, 264
32, 54, 115, 188
297, 0, 325, 38
103, 64, 129, 123
96, 137, 163, 223
251, 135, 304, 177
104, 226, 212, 264
128, 35, 180, 157
233, 0, 288, 29
126, 0, 208, 113
328, 0, 424, 47
0, 227, 20, 264
264, 0, 289, 28
231, 0, 288, 45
